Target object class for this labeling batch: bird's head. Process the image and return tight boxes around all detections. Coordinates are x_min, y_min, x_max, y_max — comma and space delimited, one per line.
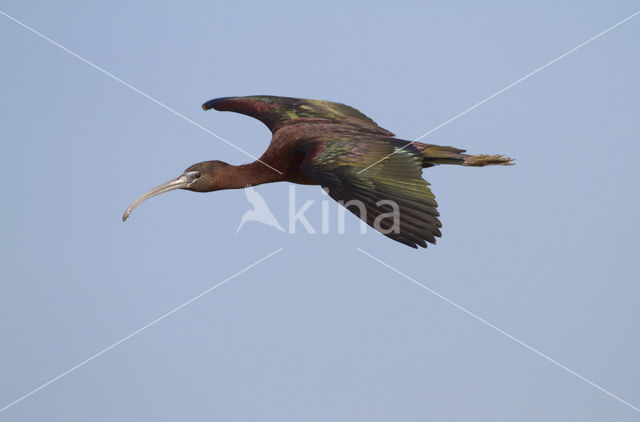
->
122, 160, 228, 221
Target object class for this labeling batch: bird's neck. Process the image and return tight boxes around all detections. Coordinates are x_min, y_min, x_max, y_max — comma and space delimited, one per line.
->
219, 161, 283, 189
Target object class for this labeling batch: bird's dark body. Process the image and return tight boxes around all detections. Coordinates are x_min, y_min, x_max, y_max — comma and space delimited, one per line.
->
125, 95, 512, 248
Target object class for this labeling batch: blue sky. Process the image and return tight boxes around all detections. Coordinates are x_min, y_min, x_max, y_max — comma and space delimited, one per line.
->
2, 1, 639, 420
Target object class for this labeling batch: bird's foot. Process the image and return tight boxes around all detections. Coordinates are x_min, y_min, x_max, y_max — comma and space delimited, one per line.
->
463, 154, 514, 167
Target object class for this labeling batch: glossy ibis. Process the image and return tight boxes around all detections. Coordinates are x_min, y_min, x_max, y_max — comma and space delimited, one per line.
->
123, 96, 513, 248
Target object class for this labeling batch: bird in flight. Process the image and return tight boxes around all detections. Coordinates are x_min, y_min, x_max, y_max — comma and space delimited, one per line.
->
123, 95, 513, 248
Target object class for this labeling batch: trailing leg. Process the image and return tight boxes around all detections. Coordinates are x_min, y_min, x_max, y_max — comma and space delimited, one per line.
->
413, 142, 514, 167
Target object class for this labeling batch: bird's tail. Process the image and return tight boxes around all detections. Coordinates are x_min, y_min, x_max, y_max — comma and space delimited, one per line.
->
414, 143, 514, 167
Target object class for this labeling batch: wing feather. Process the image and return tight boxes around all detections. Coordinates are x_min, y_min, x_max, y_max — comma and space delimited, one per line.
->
297, 137, 442, 248
202, 95, 394, 136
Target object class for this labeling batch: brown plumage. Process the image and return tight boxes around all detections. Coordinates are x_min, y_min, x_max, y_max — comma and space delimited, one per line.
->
123, 95, 513, 248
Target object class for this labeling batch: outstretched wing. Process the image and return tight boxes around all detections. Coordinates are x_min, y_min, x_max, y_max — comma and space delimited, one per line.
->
297, 137, 441, 248
202, 95, 394, 136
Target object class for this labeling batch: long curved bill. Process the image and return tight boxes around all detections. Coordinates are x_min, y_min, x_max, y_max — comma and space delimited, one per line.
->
122, 174, 192, 221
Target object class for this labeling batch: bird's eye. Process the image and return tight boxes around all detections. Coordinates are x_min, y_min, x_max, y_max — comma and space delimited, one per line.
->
195, 172, 201, 178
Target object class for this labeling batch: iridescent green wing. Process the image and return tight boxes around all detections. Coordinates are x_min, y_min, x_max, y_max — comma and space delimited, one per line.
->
297, 137, 441, 248
202, 96, 394, 136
